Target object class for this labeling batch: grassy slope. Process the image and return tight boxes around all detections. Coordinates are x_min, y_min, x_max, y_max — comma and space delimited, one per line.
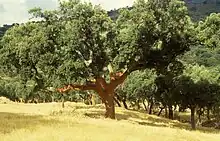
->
0, 102, 219, 141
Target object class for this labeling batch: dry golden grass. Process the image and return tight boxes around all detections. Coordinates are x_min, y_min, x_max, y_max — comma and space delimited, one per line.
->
0, 102, 220, 141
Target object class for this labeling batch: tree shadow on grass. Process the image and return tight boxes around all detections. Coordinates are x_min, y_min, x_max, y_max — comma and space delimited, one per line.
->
84, 109, 220, 134
0, 112, 60, 134
74, 105, 104, 110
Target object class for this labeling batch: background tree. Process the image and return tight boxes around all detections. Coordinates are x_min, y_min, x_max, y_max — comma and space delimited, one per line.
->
182, 13, 220, 68
172, 64, 220, 130
116, 69, 156, 111
154, 60, 184, 119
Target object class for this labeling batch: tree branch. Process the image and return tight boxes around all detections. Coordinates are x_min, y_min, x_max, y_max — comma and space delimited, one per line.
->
108, 64, 144, 89
110, 70, 130, 89
56, 83, 97, 93
79, 94, 85, 100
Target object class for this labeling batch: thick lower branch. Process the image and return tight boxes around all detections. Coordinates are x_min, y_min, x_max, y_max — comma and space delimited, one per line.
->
56, 83, 97, 93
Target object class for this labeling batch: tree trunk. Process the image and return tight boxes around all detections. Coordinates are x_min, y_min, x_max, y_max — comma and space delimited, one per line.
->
135, 99, 141, 110
79, 95, 85, 103
197, 108, 203, 124
207, 107, 210, 121
115, 93, 122, 102
197, 114, 201, 126
52, 96, 54, 102
24, 99, 28, 103
114, 97, 121, 107
165, 106, 168, 118
143, 100, 148, 112
103, 93, 115, 119
174, 105, 177, 111
91, 94, 96, 106
191, 106, 196, 130
149, 101, 154, 115
158, 107, 164, 116
61, 95, 65, 108
122, 99, 128, 109
168, 106, 174, 120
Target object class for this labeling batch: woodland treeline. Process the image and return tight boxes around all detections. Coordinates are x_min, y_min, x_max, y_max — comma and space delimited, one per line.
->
0, 0, 220, 130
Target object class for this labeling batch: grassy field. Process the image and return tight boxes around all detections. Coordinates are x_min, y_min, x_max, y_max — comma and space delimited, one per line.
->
0, 102, 220, 141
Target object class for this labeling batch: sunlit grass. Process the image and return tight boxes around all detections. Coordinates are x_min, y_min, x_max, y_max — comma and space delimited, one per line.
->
0, 102, 220, 141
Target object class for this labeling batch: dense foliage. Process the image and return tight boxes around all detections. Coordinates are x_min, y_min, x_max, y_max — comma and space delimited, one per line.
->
0, 0, 220, 130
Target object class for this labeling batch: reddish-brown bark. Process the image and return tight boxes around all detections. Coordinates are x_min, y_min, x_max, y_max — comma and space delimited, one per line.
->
56, 71, 129, 119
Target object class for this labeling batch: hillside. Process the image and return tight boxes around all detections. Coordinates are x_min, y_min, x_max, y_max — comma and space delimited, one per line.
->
185, 0, 220, 21
0, 102, 219, 141
0, 24, 16, 39
107, 0, 220, 21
